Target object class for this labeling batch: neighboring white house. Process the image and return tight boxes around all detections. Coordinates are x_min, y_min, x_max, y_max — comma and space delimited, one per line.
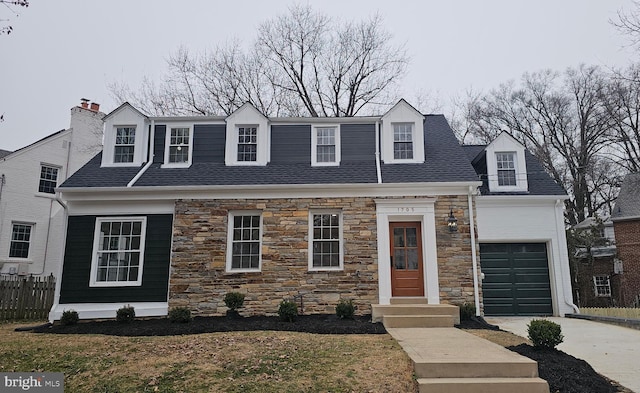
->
0, 100, 104, 277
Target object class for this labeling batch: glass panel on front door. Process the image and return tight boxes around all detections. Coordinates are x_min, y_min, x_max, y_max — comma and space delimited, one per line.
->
393, 227, 419, 271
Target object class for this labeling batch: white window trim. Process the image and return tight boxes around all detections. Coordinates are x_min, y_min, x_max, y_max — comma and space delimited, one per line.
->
8, 222, 34, 260
485, 134, 529, 192
392, 122, 415, 162
105, 125, 138, 167
495, 151, 518, 188
308, 211, 344, 271
89, 216, 147, 287
226, 211, 263, 273
162, 124, 194, 168
311, 125, 341, 166
593, 275, 611, 297
37, 163, 61, 195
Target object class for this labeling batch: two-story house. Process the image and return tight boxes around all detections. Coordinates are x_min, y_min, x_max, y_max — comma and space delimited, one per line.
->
611, 172, 640, 306
48, 100, 576, 321
0, 100, 104, 278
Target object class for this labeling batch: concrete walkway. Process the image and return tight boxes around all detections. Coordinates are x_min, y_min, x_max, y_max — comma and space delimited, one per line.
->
486, 316, 640, 393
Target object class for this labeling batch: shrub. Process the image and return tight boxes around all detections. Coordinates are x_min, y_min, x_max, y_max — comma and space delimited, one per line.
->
459, 302, 475, 321
278, 300, 298, 322
335, 299, 355, 319
168, 307, 192, 323
224, 292, 246, 311
116, 305, 136, 323
60, 310, 79, 326
527, 319, 564, 349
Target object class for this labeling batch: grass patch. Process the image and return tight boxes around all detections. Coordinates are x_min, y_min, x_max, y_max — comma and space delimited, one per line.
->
1, 322, 416, 392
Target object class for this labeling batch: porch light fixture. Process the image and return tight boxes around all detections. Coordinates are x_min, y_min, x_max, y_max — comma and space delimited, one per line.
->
447, 209, 458, 233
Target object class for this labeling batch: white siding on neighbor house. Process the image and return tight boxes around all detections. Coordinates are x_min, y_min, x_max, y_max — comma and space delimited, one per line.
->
0, 106, 104, 277
475, 196, 576, 316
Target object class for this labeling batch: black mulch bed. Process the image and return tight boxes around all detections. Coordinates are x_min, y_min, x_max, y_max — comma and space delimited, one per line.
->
509, 344, 619, 393
29, 314, 386, 336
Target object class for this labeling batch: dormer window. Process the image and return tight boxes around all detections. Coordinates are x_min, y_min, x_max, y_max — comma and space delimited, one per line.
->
312, 126, 340, 166
114, 127, 136, 163
163, 125, 193, 167
496, 152, 516, 186
393, 123, 414, 160
237, 126, 258, 162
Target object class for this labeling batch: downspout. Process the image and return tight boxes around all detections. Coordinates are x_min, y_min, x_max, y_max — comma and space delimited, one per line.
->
127, 119, 155, 187
375, 120, 382, 184
468, 186, 481, 316
555, 199, 580, 314
48, 194, 68, 322
0, 174, 5, 244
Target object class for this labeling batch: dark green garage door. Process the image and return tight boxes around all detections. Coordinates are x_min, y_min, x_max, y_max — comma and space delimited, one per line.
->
480, 243, 552, 316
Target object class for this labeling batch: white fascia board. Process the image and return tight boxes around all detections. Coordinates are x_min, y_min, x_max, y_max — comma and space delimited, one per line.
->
151, 116, 226, 123
477, 195, 569, 206
59, 181, 482, 202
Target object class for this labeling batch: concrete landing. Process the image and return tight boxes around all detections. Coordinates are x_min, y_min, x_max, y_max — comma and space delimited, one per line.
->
387, 327, 549, 393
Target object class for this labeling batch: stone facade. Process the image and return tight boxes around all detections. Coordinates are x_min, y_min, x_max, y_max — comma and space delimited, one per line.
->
169, 195, 479, 316
614, 220, 640, 306
435, 195, 480, 308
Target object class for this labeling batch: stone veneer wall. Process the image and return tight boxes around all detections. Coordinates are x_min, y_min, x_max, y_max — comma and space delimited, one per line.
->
170, 198, 379, 316
434, 195, 481, 308
169, 195, 480, 316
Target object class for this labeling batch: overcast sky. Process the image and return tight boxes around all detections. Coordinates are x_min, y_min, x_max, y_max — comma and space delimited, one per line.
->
0, 0, 637, 151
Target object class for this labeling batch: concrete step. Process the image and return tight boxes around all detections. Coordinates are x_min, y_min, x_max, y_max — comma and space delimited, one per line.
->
389, 297, 429, 304
417, 377, 549, 393
372, 303, 460, 324
383, 314, 454, 328
414, 359, 539, 379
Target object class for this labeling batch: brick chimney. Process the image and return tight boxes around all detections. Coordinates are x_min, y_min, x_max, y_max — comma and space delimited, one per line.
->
90, 102, 100, 112
80, 98, 89, 109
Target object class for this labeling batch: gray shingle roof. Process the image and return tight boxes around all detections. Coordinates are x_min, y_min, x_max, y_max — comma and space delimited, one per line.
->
461, 145, 566, 196
0, 149, 12, 159
61, 114, 480, 189
612, 172, 640, 220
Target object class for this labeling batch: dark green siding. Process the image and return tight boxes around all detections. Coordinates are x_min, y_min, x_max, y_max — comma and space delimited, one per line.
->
480, 243, 553, 316
59, 214, 173, 304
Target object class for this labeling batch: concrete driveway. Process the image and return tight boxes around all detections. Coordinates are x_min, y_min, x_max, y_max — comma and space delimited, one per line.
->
486, 316, 640, 393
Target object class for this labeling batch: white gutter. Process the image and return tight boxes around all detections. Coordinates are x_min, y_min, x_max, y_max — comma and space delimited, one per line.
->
375, 120, 382, 184
555, 198, 580, 314
49, 194, 69, 322
468, 186, 481, 316
127, 119, 155, 187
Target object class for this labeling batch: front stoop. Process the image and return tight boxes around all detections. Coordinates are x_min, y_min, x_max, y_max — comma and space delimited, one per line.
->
371, 299, 460, 327
387, 327, 549, 393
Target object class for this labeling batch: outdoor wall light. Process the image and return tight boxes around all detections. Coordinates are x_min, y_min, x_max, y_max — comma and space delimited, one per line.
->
447, 209, 458, 233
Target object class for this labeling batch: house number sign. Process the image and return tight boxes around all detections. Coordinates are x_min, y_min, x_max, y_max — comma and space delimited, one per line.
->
397, 207, 415, 213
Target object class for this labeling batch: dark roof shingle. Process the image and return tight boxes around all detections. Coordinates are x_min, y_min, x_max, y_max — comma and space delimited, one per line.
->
612, 172, 640, 220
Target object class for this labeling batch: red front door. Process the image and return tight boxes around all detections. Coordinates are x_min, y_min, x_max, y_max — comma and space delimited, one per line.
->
390, 222, 424, 297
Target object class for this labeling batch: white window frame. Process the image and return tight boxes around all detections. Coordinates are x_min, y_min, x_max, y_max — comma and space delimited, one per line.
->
311, 125, 341, 166
89, 217, 147, 287
113, 126, 137, 164
8, 222, 34, 260
392, 123, 415, 160
308, 211, 343, 271
593, 275, 611, 297
235, 125, 259, 163
38, 164, 60, 194
162, 124, 193, 168
496, 152, 517, 187
226, 211, 263, 272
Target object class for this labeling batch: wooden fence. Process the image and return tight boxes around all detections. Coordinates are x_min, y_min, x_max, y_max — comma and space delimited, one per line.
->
580, 307, 640, 319
0, 275, 56, 320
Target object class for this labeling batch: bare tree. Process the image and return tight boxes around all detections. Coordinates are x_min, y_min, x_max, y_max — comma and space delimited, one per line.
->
612, 0, 640, 51
459, 65, 617, 225
111, 4, 408, 117
0, 0, 28, 35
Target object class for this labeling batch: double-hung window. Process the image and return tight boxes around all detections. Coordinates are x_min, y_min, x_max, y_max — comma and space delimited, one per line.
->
309, 212, 342, 270
393, 123, 414, 160
496, 152, 517, 186
227, 213, 262, 271
90, 217, 146, 286
9, 223, 33, 259
593, 275, 611, 297
114, 127, 136, 163
38, 165, 59, 194
237, 126, 258, 162
164, 125, 192, 166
